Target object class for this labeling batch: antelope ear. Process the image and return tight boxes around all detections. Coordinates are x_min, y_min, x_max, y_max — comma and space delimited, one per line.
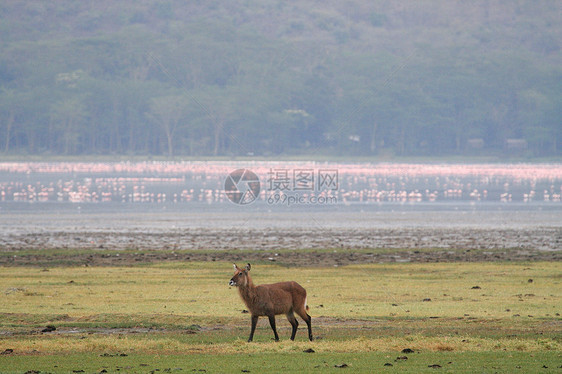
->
245, 263, 251, 271
233, 263, 238, 270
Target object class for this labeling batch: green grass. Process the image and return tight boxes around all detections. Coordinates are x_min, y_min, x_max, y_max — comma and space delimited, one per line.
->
2, 261, 560, 321
0, 261, 560, 373
1, 352, 560, 373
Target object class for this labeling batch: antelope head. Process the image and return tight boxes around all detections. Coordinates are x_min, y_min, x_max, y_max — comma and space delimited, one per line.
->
229, 263, 251, 287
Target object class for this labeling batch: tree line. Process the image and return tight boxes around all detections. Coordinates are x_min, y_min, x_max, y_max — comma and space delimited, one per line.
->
0, 0, 560, 157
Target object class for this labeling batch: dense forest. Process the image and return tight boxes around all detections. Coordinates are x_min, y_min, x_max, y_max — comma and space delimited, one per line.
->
0, 1, 560, 158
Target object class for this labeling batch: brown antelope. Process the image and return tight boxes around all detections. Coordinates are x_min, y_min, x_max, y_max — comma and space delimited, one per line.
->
229, 263, 313, 342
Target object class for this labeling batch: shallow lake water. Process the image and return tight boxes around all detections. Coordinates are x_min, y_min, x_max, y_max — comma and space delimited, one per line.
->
1, 162, 560, 251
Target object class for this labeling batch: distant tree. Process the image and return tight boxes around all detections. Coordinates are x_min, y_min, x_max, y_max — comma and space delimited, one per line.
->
50, 97, 88, 154
146, 94, 190, 157
0, 88, 17, 152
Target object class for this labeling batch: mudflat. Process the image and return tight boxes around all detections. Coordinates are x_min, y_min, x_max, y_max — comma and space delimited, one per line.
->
1, 204, 560, 266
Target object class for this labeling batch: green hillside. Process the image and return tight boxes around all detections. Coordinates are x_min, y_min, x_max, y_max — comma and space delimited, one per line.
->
0, 0, 560, 157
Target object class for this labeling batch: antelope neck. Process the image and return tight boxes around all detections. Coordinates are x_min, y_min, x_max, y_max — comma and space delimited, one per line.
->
238, 275, 255, 297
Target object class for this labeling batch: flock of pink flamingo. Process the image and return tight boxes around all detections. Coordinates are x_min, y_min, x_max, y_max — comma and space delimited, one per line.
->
0, 162, 561, 204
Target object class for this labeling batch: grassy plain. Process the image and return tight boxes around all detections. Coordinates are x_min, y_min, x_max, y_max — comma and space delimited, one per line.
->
0, 261, 560, 373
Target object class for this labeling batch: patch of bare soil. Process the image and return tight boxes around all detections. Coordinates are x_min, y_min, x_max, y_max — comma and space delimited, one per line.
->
1, 246, 560, 267
0, 316, 384, 338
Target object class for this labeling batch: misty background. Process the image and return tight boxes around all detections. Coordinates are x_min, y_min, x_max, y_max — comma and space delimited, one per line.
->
0, 1, 560, 159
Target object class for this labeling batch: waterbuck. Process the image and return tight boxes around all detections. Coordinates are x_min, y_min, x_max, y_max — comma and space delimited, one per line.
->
229, 263, 313, 342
